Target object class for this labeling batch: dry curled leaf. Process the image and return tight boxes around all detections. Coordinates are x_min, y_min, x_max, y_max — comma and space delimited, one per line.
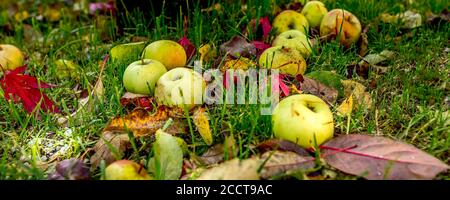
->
197, 158, 260, 180
426, 9, 450, 26
104, 106, 187, 137
199, 44, 217, 65
192, 107, 213, 145
380, 10, 422, 29
220, 36, 256, 58
337, 94, 354, 116
298, 75, 338, 104
322, 134, 450, 180
48, 158, 90, 180
90, 131, 130, 169
196, 135, 237, 165
358, 25, 370, 57
259, 151, 315, 179
341, 80, 372, 110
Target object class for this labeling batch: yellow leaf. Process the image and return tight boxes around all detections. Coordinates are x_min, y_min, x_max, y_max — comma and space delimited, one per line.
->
199, 44, 217, 65
341, 80, 372, 110
337, 94, 354, 116
220, 57, 256, 72
192, 107, 213, 145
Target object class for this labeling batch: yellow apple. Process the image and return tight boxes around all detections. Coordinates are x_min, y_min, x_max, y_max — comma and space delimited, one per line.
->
301, 1, 328, 28
142, 40, 187, 70
272, 10, 309, 35
110, 42, 146, 64
0, 44, 24, 71
104, 160, 152, 180
123, 59, 168, 95
272, 94, 334, 148
320, 9, 362, 47
155, 67, 205, 110
272, 30, 312, 57
259, 46, 307, 75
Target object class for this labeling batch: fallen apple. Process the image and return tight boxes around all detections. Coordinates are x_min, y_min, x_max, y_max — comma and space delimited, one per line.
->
142, 40, 187, 70
155, 67, 205, 110
259, 46, 307, 75
104, 160, 152, 180
272, 94, 334, 148
320, 9, 362, 47
110, 42, 146, 64
272, 30, 312, 57
0, 44, 24, 70
123, 59, 168, 95
301, 1, 328, 28
272, 10, 309, 35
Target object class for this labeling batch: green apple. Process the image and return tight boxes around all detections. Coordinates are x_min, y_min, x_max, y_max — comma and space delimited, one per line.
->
301, 1, 328, 28
0, 44, 24, 70
110, 42, 146, 64
272, 30, 312, 57
272, 10, 309, 35
272, 94, 334, 148
54, 59, 79, 80
320, 9, 362, 47
123, 59, 168, 95
155, 67, 205, 110
142, 40, 187, 70
259, 46, 307, 75
104, 160, 152, 180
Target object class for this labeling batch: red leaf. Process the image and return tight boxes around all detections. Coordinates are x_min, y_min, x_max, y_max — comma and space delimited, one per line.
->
178, 36, 196, 62
0, 65, 59, 113
259, 16, 272, 39
251, 41, 271, 57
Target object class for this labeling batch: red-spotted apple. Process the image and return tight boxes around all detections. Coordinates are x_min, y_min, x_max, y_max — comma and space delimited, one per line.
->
320, 9, 362, 47
259, 46, 307, 75
142, 40, 187, 70
155, 67, 205, 110
301, 1, 328, 28
272, 10, 309, 35
0, 44, 24, 70
104, 160, 152, 180
123, 59, 167, 95
272, 30, 312, 57
272, 94, 334, 148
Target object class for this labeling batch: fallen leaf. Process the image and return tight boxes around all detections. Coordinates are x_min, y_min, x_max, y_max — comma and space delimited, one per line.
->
257, 139, 310, 156
381, 10, 422, 29
358, 25, 370, 56
359, 50, 395, 67
152, 129, 184, 180
196, 135, 237, 165
426, 9, 450, 26
103, 106, 187, 137
178, 35, 196, 62
341, 80, 372, 109
321, 134, 450, 180
199, 44, 217, 65
297, 75, 339, 104
197, 158, 260, 180
220, 36, 257, 58
192, 107, 213, 145
48, 158, 90, 180
0, 65, 60, 113
251, 41, 271, 56
220, 57, 256, 71
259, 151, 315, 179
120, 92, 154, 111
90, 131, 130, 169
337, 94, 354, 116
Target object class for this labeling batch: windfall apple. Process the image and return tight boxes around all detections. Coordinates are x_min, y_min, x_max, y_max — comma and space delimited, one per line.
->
301, 1, 328, 28
104, 160, 152, 180
0, 44, 24, 70
142, 40, 187, 70
320, 9, 362, 47
272, 30, 312, 57
272, 10, 309, 35
259, 46, 307, 75
123, 59, 168, 95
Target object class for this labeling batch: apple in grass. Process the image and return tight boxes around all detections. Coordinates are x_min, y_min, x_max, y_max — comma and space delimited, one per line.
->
272, 30, 312, 57
272, 10, 309, 35
320, 9, 362, 47
0, 44, 24, 70
301, 1, 328, 28
155, 67, 206, 110
142, 40, 187, 70
272, 94, 334, 149
123, 59, 167, 95
259, 46, 307, 76
110, 42, 146, 64
104, 160, 152, 180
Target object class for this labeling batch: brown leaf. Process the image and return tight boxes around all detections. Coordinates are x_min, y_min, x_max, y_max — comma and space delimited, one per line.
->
90, 131, 130, 169
341, 80, 372, 110
220, 36, 256, 58
298, 75, 338, 104
257, 139, 310, 156
104, 106, 187, 137
197, 158, 260, 180
259, 151, 315, 179
358, 25, 369, 57
322, 134, 450, 180
196, 135, 237, 165
426, 9, 450, 26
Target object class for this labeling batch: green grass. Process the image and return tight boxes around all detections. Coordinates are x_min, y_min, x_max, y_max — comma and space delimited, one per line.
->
0, 0, 449, 180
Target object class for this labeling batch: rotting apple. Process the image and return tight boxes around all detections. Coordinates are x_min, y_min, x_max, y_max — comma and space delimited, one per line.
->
259, 46, 307, 75
155, 67, 206, 110
301, 1, 328, 28
110, 42, 146, 64
123, 59, 167, 95
320, 9, 362, 47
104, 160, 152, 180
272, 94, 334, 149
142, 40, 187, 70
0, 44, 24, 70
272, 30, 312, 57
272, 10, 309, 35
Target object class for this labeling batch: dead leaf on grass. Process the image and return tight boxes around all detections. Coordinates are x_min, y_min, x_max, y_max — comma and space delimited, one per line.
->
90, 131, 130, 169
